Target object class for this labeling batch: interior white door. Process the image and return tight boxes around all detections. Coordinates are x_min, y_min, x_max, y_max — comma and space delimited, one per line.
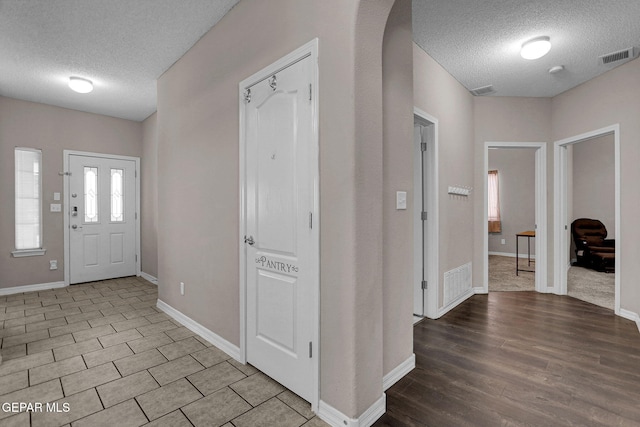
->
421, 126, 430, 313
413, 123, 430, 316
69, 155, 136, 284
244, 55, 315, 402
413, 124, 424, 315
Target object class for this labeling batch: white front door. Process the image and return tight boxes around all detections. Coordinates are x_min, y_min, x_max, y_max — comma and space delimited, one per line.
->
242, 51, 317, 403
68, 154, 137, 284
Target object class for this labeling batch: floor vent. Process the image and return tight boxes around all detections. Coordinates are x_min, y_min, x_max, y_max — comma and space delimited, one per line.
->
470, 85, 495, 96
599, 47, 638, 65
443, 262, 472, 306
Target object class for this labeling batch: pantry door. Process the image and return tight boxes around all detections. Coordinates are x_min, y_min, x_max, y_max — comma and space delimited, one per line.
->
240, 40, 319, 406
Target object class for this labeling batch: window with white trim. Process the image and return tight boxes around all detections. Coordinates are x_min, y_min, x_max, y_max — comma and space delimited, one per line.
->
488, 169, 502, 233
13, 147, 44, 256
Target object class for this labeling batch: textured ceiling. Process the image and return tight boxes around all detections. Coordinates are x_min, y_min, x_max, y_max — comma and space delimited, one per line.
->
2, 1, 639, 121
413, 0, 640, 98
0, 0, 239, 121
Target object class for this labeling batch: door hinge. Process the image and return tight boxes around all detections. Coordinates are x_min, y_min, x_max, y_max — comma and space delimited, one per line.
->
309, 84, 312, 101
421, 211, 428, 221
309, 341, 312, 358
565, 225, 568, 230
420, 142, 427, 152
243, 88, 251, 103
135, 212, 138, 220
421, 280, 428, 290
135, 255, 138, 262
309, 212, 313, 229
135, 170, 137, 178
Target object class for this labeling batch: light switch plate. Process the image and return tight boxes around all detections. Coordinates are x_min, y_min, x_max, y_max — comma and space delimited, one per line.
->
53, 192, 61, 201
50, 203, 61, 212
396, 191, 407, 210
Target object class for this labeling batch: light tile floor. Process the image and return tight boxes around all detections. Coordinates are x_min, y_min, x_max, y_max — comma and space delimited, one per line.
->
0, 276, 328, 427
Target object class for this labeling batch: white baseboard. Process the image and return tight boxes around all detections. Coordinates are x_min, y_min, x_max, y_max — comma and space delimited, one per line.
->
489, 251, 536, 260
473, 286, 488, 295
619, 308, 640, 333
438, 288, 474, 318
383, 354, 415, 391
156, 299, 241, 361
318, 394, 386, 427
0, 281, 67, 296
139, 272, 158, 285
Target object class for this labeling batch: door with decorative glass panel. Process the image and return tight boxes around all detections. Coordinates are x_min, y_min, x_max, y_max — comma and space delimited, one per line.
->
68, 154, 137, 284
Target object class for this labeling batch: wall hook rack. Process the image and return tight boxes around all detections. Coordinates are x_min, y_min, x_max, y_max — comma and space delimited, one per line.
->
448, 186, 472, 196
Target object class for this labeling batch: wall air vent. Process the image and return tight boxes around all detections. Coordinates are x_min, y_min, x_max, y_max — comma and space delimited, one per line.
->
470, 85, 496, 96
599, 47, 638, 65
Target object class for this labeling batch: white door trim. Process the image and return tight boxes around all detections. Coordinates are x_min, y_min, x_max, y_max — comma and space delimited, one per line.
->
553, 124, 620, 314
413, 108, 439, 319
483, 142, 548, 293
63, 150, 141, 286
238, 38, 319, 411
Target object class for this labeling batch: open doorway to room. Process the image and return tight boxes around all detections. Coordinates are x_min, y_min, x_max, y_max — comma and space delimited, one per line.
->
483, 142, 547, 294
554, 126, 620, 313
487, 147, 537, 292
568, 135, 615, 309
413, 108, 439, 321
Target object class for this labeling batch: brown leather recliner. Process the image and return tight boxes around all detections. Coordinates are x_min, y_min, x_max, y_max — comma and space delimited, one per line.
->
571, 218, 615, 272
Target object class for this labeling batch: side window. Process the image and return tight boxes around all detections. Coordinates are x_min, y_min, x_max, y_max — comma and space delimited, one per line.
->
84, 166, 99, 223
110, 169, 124, 222
14, 148, 43, 255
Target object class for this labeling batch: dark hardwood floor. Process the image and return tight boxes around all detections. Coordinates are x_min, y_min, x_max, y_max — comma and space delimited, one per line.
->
375, 292, 640, 427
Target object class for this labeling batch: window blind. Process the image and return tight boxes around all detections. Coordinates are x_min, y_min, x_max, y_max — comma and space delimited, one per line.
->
15, 148, 42, 250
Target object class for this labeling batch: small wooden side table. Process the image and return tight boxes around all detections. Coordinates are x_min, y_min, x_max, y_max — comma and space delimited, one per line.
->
516, 230, 535, 276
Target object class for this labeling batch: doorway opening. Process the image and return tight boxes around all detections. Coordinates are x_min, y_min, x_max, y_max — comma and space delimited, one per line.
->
483, 142, 548, 293
487, 147, 538, 292
554, 125, 620, 314
413, 108, 439, 320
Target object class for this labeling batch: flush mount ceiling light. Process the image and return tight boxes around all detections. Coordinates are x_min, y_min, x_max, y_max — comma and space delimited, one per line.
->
68, 76, 93, 93
521, 36, 551, 60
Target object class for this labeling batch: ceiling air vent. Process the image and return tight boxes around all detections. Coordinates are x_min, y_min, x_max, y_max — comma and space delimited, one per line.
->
599, 47, 638, 65
470, 85, 495, 96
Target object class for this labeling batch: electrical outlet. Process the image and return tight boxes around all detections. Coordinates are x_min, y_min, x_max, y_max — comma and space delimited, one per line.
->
501, 239, 506, 245
50, 260, 58, 270
180, 282, 185, 296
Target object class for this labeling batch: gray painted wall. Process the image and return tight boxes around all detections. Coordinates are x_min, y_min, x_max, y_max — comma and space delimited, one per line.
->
155, 0, 408, 418
473, 97, 552, 287
413, 44, 475, 308
553, 58, 638, 315
141, 112, 158, 278
0, 96, 142, 289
